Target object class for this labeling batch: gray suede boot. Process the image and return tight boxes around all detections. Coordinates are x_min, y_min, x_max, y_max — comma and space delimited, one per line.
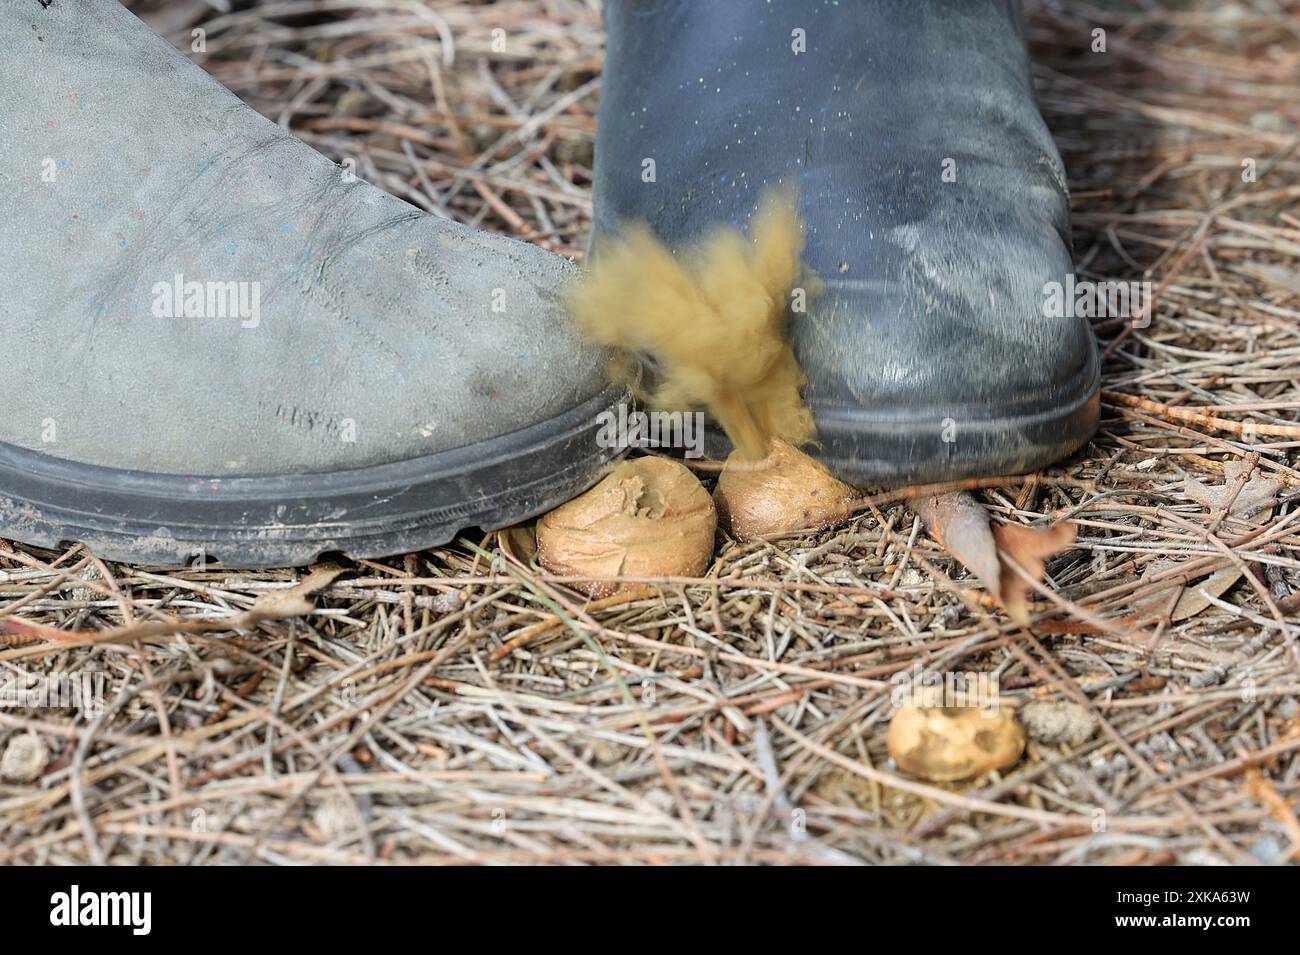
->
0, 0, 620, 567
593, 0, 1101, 485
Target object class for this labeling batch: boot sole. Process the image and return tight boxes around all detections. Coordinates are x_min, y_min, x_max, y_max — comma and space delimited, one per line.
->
706, 346, 1101, 486
0, 385, 625, 568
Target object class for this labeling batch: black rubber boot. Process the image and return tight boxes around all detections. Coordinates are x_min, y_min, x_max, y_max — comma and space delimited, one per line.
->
0, 0, 622, 567
593, 0, 1100, 485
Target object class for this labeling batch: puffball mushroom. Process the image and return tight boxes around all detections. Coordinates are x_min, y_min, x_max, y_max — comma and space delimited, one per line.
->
886, 705, 1025, 783
536, 456, 716, 597
714, 438, 857, 541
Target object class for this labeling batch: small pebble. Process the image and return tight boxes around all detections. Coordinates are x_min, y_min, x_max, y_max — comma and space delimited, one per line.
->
311, 796, 354, 843
1, 733, 50, 783
1019, 701, 1096, 748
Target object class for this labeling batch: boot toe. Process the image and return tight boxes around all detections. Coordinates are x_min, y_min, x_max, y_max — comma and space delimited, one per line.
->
797, 199, 1099, 484
0, 0, 621, 565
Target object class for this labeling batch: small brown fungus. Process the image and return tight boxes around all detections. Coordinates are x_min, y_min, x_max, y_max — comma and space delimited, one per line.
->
713, 438, 856, 541
886, 704, 1025, 783
536, 457, 716, 596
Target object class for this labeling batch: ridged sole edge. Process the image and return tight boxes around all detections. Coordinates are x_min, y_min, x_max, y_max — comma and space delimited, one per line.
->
0, 385, 626, 568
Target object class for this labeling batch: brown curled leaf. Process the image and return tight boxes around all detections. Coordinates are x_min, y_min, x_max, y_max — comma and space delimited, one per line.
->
992, 520, 1077, 625
916, 491, 1077, 624
912, 492, 1002, 598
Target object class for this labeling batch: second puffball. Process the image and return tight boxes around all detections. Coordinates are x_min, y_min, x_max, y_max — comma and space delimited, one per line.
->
714, 439, 857, 541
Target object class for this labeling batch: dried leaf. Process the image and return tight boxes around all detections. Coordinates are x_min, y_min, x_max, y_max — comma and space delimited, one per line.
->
992, 521, 1078, 625
1128, 561, 1245, 623
1235, 262, 1300, 297
1174, 566, 1245, 621
1185, 461, 1280, 516
912, 492, 1001, 597
1244, 768, 1300, 861
916, 492, 1076, 624
246, 563, 346, 621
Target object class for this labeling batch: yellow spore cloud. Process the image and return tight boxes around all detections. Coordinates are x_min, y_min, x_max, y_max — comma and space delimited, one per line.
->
568, 189, 816, 460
